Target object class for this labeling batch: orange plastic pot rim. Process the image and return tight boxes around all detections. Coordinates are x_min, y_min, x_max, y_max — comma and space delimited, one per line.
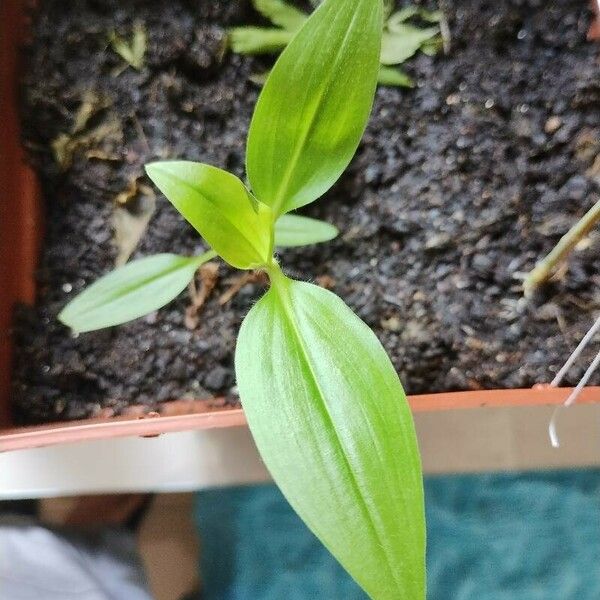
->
1, 386, 600, 452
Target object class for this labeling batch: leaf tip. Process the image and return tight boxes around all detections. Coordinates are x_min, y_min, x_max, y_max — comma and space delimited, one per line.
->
327, 223, 339, 241
144, 161, 162, 180
57, 306, 80, 334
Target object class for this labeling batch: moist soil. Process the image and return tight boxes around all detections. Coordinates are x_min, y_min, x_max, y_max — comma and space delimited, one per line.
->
13, 0, 600, 424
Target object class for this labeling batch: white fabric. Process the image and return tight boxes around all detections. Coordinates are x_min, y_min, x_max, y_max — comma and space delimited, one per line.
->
0, 517, 151, 600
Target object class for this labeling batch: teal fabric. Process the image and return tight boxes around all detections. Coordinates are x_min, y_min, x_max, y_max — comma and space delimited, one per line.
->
194, 469, 600, 599
425, 470, 600, 599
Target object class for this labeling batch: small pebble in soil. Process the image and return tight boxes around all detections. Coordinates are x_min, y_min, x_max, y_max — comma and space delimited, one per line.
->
204, 366, 231, 392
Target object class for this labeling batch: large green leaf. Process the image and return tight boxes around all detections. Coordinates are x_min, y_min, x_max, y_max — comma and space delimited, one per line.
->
145, 161, 272, 270
253, 0, 307, 31
246, 0, 383, 216
274, 214, 338, 247
235, 272, 425, 599
59, 251, 215, 333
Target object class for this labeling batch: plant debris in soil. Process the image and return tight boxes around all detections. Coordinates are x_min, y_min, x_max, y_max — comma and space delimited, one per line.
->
13, 0, 600, 424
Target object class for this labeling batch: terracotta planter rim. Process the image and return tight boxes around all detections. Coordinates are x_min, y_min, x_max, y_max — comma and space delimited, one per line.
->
2, 386, 600, 452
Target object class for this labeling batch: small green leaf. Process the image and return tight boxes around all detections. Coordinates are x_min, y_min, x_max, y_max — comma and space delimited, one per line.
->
246, 0, 383, 216
382, 0, 395, 20
388, 6, 420, 25
228, 27, 294, 55
59, 252, 215, 333
381, 25, 439, 65
131, 23, 147, 65
248, 71, 270, 86
421, 36, 443, 56
109, 22, 146, 70
388, 7, 441, 30
274, 214, 338, 248
236, 272, 425, 599
415, 8, 442, 24
378, 65, 414, 87
145, 161, 272, 270
253, 0, 307, 31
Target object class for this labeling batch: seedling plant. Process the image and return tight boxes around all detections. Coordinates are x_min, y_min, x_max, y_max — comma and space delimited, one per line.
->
229, 0, 443, 87
60, 1, 425, 598
109, 21, 147, 72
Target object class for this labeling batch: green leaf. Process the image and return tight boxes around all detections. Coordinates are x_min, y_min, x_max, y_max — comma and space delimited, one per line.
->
228, 27, 294, 55
59, 252, 215, 333
382, 0, 395, 20
253, 0, 307, 31
378, 66, 414, 87
414, 8, 442, 24
109, 22, 146, 70
388, 6, 420, 25
387, 7, 441, 30
274, 214, 338, 247
246, 0, 383, 216
248, 71, 270, 86
131, 23, 147, 67
236, 272, 425, 599
145, 161, 272, 270
421, 36, 443, 56
381, 25, 439, 65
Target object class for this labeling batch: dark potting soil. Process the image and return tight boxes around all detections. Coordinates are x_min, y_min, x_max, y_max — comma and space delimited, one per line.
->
13, 0, 600, 424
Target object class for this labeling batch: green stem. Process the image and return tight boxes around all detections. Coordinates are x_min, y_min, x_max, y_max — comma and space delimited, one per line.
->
194, 249, 218, 265
266, 259, 289, 290
524, 198, 600, 295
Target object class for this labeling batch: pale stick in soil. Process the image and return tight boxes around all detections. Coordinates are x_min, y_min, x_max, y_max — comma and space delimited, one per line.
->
524, 199, 600, 295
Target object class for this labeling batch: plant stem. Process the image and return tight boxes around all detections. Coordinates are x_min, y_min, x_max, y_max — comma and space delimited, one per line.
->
266, 259, 288, 290
524, 198, 600, 295
194, 249, 218, 265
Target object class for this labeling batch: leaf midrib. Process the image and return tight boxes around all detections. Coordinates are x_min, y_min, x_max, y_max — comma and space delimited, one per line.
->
268, 3, 363, 215
270, 278, 403, 593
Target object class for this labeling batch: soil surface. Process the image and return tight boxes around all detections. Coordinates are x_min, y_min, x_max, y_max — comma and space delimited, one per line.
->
13, 0, 600, 423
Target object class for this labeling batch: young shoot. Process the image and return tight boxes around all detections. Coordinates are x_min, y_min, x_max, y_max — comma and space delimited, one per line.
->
60, 1, 425, 597
109, 21, 147, 71
229, 0, 443, 87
